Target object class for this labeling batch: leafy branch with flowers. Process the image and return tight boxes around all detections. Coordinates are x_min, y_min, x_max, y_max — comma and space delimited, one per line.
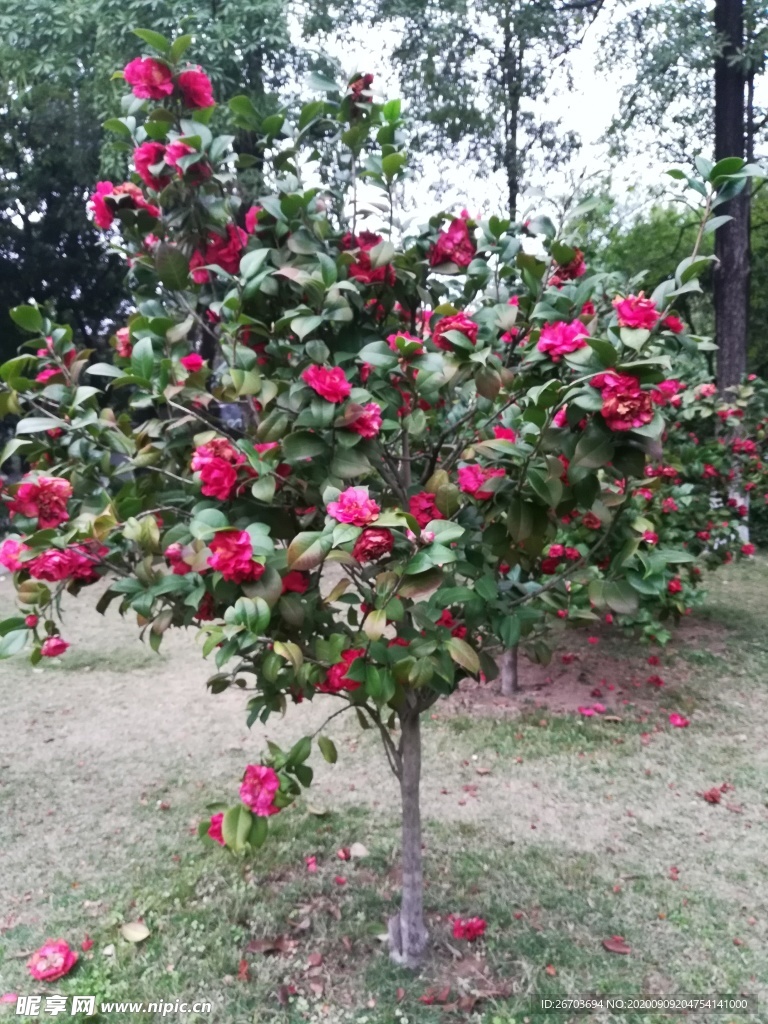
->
0, 30, 766, 968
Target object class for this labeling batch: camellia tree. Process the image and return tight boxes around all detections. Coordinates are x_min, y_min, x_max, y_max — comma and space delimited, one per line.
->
0, 31, 760, 967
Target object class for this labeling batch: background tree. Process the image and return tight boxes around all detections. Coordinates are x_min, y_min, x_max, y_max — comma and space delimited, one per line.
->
316, 0, 604, 218
600, 0, 768, 388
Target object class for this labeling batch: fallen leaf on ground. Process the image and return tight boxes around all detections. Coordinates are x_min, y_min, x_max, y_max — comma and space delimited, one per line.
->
237, 959, 250, 982
120, 921, 150, 943
306, 952, 323, 968
602, 935, 632, 955
247, 935, 298, 955
349, 842, 369, 858
545, 964, 557, 976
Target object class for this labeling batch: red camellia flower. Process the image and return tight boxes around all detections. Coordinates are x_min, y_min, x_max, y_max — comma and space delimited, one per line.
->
282, 570, 310, 593
8, 476, 72, 529
180, 353, 204, 372
302, 365, 352, 403
741, 542, 756, 556
244, 205, 263, 234
537, 320, 588, 361
178, 67, 215, 109
458, 464, 504, 500
493, 425, 517, 441
239, 764, 281, 816
651, 379, 684, 406
40, 636, 70, 658
662, 315, 685, 334
549, 248, 586, 287
591, 372, 653, 432
27, 939, 78, 981
115, 327, 133, 358
432, 312, 478, 352
190, 224, 248, 282
349, 72, 374, 103
437, 609, 466, 638
207, 530, 265, 583
669, 712, 689, 728
88, 181, 159, 230
667, 577, 683, 594
0, 538, 29, 572
133, 141, 170, 190
451, 916, 487, 941
25, 545, 101, 584
164, 543, 192, 576
25, 614, 39, 628
429, 212, 476, 268
191, 438, 245, 500
408, 491, 442, 527
123, 57, 173, 100
352, 528, 393, 563
327, 487, 380, 526
341, 231, 395, 286
317, 648, 365, 694
346, 402, 382, 438
207, 812, 225, 845
613, 292, 660, 330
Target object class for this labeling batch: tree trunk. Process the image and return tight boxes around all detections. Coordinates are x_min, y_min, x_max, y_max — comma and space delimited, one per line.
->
501, 17, 522, 220
499, 645, 520, 696
713, 0, 749, 391
388, 709, 428, 968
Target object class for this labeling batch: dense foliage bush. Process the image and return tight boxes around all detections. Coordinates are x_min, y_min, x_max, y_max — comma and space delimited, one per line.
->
0, 31, 765, 966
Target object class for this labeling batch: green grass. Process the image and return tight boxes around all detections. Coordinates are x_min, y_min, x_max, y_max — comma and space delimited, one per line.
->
2, 559, 768, 1023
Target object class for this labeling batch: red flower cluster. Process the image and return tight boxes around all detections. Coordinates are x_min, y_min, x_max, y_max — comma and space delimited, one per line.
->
352, 528, 393, 563
549, 248, 586, 287
613, 293, 660, 330
409, 492, 442, 527
341, 231, 395, 286
432, 312, 478, 352
346, 402, 383, 438
89, 181, 160, 230
239, 764, 281, 816
591, 372, 653, 432
537, 320, 588, 362
190, 225, 247, 282
8, 476, 72, 529
458, 464, 504, 500
302, 365, 352, 403
451, 916, 487, 941
191, 438, 245, 500
429, 212, 475, 268
207, 530, 265, 584
124, 57, 214, 108
317, 648, 364, 694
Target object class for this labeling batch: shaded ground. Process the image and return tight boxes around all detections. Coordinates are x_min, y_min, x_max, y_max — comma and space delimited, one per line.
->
1, 561, 767, 1022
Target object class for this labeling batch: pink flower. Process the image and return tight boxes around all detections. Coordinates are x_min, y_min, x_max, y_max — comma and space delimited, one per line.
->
669, 713, 689, 728
537, 321, 588, 361
305, 855, 318, 872
647, 675, 665, 687
587, 636, 599, 645
591, 372, 653, 432
318, 648, 365, 694
302, 365, 351, 403
592, 703, 606, 713
40, 637, 69, 658
451, 916, 487, 941
347, 402, 382, 438
9, 476, 72, 529
207, 530, 265, 583
115, 327, 133, 358
741, 543, 755, 557
353, 528, 393, 563
652, 379, 684, 406
207, 812, 225, 846
239, 764, 281, 816
245, 206, 262, 234
578, 706, 595, 717
25, 614, 39, 628
458, 464, 504, 500
178, 68, 215, 109
493, 425, 517, 441
409, 492, 442, 527
429, 213, 476, 268
327, 487, 380, 526
642, 531, 659, 544
0, 538, 29, 572
432, 312, 478, 352
613, 292, 660, 330
88, 181, 159, 230
180, 353, 204, 372
662, 498, 678, 514
81, 936, 94, 952
133, 141, 170, 191
164, 543, 192, 576
123, 57, 173, 100
697, 383, 717, 398
0, 994, 18, 1004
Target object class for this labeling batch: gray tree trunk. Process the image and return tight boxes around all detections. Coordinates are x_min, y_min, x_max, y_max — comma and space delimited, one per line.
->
388, 709, 428, 968
499, 645, 520, 696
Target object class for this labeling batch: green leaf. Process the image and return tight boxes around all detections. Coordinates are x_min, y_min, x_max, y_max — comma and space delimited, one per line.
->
318, 736, 337, 764
222, 805, 253, 852
14, 416, 69, 434
305, 71, 338, 92
9, 305, 44, 334
603, 580, 639, 615
282, 431, 328, 461
0, 630, 28, 659
571, 429, 614, 471
131, 337, 155, 381
330, 447, 371, 478
132, 28, 171, 54
87, 362, 122, 378
286, 532, 332, 571
291, 315, 323, 340
425, 520, 464, 543
446, 637, 480, 675
240, 248, 271, 278
169, 33, 193, 62
155, 244, 190, 290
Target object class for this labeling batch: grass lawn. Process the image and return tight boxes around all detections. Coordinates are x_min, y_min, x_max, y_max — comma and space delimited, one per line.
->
1, 560, 767, 1023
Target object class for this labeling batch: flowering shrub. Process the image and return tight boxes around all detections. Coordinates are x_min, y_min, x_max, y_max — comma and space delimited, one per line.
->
0, 30, 761, 967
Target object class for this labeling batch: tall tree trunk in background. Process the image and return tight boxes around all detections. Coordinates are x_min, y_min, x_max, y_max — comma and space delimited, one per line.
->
499, 645, 520, 696
388, 706, 428, 968
713, 0, 750, 390
502, 16, 523, 220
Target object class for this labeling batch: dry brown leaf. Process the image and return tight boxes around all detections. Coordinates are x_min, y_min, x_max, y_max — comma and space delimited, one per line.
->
602, 935, 632, 955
